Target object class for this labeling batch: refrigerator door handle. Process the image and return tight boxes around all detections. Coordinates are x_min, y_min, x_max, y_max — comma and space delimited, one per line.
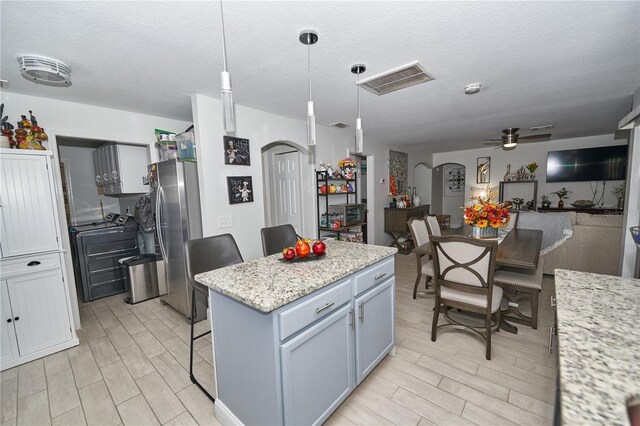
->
156, 186, 168, 261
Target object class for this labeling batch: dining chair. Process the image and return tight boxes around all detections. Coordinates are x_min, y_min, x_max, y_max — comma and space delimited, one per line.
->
430, 235, 500, 360
407, 217, 434, 299
505, 211, 519, 230
260, 224, 299, 256
425, 214, 442, 237
185, 233, 244, 402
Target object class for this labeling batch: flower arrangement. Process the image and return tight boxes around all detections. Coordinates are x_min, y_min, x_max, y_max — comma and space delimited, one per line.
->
463, 191, 510, 229
612, 183, 626, 200
526, 162, 538, 174
552, 187, 572, 200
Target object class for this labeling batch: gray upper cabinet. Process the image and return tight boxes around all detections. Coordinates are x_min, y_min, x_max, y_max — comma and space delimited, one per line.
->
93, 144, 149, 195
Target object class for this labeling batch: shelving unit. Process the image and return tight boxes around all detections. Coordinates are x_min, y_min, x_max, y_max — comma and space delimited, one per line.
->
316, 171, 367, 243
499, 180, 538, 211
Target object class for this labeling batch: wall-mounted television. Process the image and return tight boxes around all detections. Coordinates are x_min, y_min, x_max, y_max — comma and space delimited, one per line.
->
546, 145, 627, 182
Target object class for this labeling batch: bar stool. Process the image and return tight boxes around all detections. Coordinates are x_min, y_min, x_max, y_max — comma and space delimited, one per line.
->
260, 224, 299, 256
185, 234, 244, 402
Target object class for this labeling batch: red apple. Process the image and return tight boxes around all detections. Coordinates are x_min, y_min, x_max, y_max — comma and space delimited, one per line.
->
320, 185, 327, 194
282, 247, 295, 260
312, 241, 326, 255
295, 240, 311, 258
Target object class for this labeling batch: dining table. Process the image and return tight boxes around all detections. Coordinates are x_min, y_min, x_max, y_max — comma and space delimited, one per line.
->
412, 226, 543, 333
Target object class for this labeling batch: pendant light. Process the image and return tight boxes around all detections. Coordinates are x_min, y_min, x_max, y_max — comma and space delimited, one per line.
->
300, 30, 318, 146
351, 64, 366, 153
219, 0, 235, 133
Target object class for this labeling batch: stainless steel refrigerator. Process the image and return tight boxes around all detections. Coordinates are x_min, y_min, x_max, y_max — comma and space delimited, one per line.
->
148, 159, 206, 321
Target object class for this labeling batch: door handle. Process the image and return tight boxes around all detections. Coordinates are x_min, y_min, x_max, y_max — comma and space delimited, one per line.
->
27, 261, 41, 267
315, 301, 335, 314
156, 187, 168, 261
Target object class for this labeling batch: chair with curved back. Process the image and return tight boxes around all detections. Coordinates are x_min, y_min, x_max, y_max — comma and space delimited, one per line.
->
261, 224, 299, 256
425, 214, 442, 237
505, 211, 519, 230
407, 217, 434, 299
185, 233, 244, 402
429, 235, 501, 360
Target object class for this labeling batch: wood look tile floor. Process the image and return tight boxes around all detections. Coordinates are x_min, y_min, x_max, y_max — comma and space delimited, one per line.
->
0, 252, 556, 425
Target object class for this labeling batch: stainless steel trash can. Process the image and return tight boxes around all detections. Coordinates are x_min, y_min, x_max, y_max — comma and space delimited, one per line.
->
120, 254, 167, 304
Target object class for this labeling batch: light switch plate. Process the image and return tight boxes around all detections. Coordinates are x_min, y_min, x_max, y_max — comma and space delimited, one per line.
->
218, 216, 232, 228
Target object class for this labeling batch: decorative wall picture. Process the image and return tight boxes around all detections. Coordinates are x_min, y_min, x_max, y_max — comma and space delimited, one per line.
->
444, 165, 465, 197
227, 176, 254, 204
224, 136, 250, 165
476, 157, 491, 184
388, 150, 408, 194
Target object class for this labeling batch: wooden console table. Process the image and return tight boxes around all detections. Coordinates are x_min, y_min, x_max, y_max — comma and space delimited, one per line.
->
384, 205, 430, 251
538, 207, 623, 215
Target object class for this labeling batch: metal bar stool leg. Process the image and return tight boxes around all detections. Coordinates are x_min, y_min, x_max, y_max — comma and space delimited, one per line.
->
189, 287, 215, 403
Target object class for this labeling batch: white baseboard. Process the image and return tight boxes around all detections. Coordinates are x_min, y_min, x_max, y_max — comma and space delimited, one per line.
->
1, 337, 79, 371
215, 400, 244, 426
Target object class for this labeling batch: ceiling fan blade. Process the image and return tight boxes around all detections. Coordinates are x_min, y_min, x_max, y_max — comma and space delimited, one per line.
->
482, 138, 502, 142
482, 141, 501, 146
519, 133, 552, 140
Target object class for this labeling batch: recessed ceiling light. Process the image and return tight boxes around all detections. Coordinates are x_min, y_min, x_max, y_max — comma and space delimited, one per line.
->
530, 124, 553, 131
464, 83, 481, 95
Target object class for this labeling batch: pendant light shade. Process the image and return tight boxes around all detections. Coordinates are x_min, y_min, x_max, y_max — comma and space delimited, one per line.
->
300, 30, 318, 146
351, 64, 366, 153
219, 0, 235, 133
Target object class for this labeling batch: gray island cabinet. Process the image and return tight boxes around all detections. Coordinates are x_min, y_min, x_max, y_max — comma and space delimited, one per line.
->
195, 241, 397, 425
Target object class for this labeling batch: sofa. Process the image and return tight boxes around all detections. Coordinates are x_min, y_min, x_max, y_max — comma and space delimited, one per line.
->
541, 212, 624, 276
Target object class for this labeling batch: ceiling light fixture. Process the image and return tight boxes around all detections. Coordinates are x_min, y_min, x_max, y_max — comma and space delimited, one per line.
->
18, 55, 71, 86
464, 83, 481, 95
300, 30, 318, 146
219, 0, 235, 133
502, 132, 518, 148
351, 64, 366, 154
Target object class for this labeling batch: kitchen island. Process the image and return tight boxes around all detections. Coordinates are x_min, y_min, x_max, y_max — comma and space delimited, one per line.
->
554, 269, 639, 425
195, 240, 397, 425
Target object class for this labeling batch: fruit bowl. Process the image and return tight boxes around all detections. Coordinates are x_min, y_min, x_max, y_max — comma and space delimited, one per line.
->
278, 252, 326, 262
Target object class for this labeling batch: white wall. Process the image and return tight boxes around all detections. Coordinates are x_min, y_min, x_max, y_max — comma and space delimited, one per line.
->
433, 134, 627, 208
0, 91, 191, 329
58, 145, 120, 224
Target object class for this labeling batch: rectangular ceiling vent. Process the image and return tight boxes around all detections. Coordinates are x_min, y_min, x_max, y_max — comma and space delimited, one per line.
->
359, 61, 435, 96
329, 122, 350, 128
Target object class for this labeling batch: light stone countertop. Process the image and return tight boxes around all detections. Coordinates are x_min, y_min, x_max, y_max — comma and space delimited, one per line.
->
195, 240, 397, 313
554, 269, 640, 425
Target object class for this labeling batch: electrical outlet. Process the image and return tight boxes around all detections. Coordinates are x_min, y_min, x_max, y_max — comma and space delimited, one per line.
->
218, 216, 232, 228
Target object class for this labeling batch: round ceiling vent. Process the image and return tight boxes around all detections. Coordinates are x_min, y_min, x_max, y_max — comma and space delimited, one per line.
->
17, 55, 71, 86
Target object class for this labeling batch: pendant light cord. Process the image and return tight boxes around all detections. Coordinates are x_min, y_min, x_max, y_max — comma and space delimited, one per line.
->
220, 0, 228, 72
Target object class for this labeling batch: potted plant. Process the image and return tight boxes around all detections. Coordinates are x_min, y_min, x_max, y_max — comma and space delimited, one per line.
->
541, 194, 552, 209
612, 183, 626, 209
552, 187, 572, 208
526, 162, 539, 180
463, 191, 511, 239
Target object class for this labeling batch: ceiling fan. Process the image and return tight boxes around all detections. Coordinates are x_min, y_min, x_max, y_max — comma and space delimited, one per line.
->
483, 128, 552, 150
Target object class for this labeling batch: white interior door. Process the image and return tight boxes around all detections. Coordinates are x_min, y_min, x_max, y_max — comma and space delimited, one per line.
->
275, 151, 302, 234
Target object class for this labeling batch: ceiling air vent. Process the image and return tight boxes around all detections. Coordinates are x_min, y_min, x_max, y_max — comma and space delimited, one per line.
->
329, 122, 350, 128
359, 61, 435, 96
18, 55, 71, 86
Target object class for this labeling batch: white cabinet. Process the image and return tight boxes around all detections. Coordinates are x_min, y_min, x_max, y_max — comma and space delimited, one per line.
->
93, 144, 149, 195
0, 150, 77, 370
355, 278, 395, 383
281, 305, 354, 425
0, 152, 60, 257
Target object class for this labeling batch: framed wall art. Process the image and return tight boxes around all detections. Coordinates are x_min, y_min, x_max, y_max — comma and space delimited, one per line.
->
224, 136, 250, 165
227, 176, 254, 204
388, 150, 408, 194
444, 164, 465, 197
476, 157, 490, 184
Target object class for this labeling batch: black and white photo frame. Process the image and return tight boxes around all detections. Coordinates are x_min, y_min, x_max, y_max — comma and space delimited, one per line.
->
227, 176, 254, 204
224, 136, 250, 165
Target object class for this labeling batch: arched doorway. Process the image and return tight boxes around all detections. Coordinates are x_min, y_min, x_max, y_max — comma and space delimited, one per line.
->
261, 141, 308, 235
431, 162, 466, 227
413, 162, 432, 209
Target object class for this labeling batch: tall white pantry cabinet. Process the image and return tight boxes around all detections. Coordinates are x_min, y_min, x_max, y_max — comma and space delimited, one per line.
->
0, 149, 78, 370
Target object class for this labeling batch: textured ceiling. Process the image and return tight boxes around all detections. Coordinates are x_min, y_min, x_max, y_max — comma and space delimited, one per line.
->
1, 1, 639, 153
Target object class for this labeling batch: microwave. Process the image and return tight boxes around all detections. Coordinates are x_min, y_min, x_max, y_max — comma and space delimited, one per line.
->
327, 203, 366, 226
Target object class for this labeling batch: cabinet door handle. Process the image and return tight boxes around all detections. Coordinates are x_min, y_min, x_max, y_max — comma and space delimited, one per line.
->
359, 302, 365, 322
315, 301, 335, 314
6, 318, 12, 323
548, 326, 555, 355
27, 261, 41, 267
374, 272, 387, 280
550, 296, 556, 307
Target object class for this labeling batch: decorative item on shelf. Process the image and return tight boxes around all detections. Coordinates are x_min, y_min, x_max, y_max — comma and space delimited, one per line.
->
15, 110, 47, 150
329, 184, 337, 193
514, 165, 528, 181
612, 183, 626, 210
338, 157, 356, 179
389, 175, 398, 197
570, 200, 596, 209
463, 188, 510, 239
552, 187, 571, 208
346, 183, 354, 193
504, 164, 512, 181
0, 104, 14, 148
526, 162, 538, 180
512, 197, 524, 209
525, 200, 534, 210
412, 187, 421, 206
541, 194, 552, 209
318, 162, 328, 179
319, 184, 327, 194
